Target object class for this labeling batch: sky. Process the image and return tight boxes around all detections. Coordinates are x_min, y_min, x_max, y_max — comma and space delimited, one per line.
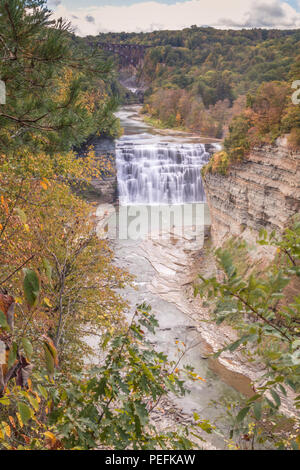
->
47, 0, 300, 36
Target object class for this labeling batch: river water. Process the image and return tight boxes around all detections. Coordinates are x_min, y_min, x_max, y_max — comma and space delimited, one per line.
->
96, 106, 246, 449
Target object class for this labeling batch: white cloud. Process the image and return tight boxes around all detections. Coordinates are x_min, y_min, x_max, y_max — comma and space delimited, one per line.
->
50, 0, 300, 36
48, 0, 62, 6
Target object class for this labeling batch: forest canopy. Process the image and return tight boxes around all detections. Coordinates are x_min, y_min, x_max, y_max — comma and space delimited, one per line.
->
88, 27, 300, 138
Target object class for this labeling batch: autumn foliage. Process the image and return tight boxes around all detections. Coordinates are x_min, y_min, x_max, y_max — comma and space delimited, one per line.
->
0, 0, 128, 449
203, 58, 300, 175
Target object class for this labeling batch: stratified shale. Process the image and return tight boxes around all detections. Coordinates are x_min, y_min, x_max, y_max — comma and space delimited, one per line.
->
203, 137, 300, 250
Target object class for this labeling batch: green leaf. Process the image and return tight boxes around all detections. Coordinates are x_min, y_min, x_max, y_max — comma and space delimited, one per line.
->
0, 310, 9, 329
23, 269, 40, 308
198, 420, 213, 434
265, 397, 277, 409
285, 379, 297, 392
278, 384, 287, 397
7, 342, 18, 369
17, 402, 32, 425
42, 258, 53, 284
134, 402, 148, 426
270, 389, 281, 408
236, 407, 250, 423
37, 385, 48, 400
0, 397, 10, 406
22, 338, 33, 360
27, 395, 39, 412
247, 394, 261, 403
43, 344, 54, 377
253, 402, 262, 421
228, 335, 249, 352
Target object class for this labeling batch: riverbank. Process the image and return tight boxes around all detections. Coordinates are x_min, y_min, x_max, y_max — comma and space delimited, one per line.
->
142, 114, 224, 143
129, 105, 223, 144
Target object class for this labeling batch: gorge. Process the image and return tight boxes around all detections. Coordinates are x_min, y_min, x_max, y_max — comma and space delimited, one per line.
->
1, 2, 300, 451
95, 106, 246, 449
91, 102, 300, 446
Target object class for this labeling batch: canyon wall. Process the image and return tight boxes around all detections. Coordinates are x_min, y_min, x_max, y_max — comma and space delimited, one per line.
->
203, 137, 300, 252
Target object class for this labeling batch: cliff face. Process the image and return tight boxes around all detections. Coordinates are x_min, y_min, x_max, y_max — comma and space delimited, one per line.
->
203, 137, 300, 250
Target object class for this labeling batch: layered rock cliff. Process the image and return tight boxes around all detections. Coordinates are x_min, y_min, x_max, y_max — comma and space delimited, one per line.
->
203, 137, 300, 251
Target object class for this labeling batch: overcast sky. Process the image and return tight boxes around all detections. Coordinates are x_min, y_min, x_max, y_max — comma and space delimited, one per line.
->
47, 0, 300, 36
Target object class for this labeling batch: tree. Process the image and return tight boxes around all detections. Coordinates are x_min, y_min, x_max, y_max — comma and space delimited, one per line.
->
0, 299, 211, 449
281, 55, 300, 149
0, 0, 130, 449
48, 305, 211, 450
0, 0, 119, 155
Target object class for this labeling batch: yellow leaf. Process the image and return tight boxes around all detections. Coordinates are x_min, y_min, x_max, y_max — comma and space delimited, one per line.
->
43, 298, 52, 308
1, 422, 11, 438
1, 196, 9, 215
16, 413, 23, 429
40, 181, 48, 190
28, 395, 39, 412
24, 224, 30, 233
42, 178, 51, 187
44, 431, 56, 442
33, 392, 41, 404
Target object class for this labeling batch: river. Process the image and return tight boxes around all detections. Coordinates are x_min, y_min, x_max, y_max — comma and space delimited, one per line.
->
95, 106, 248, 449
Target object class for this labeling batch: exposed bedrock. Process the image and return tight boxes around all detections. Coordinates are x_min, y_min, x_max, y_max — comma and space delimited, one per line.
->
203, 137, 300, 253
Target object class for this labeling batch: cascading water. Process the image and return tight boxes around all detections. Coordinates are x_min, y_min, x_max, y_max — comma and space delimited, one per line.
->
116, 142, 211, 205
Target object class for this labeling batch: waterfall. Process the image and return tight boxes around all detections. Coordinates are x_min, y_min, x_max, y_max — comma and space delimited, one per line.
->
116, 143, 211, 205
